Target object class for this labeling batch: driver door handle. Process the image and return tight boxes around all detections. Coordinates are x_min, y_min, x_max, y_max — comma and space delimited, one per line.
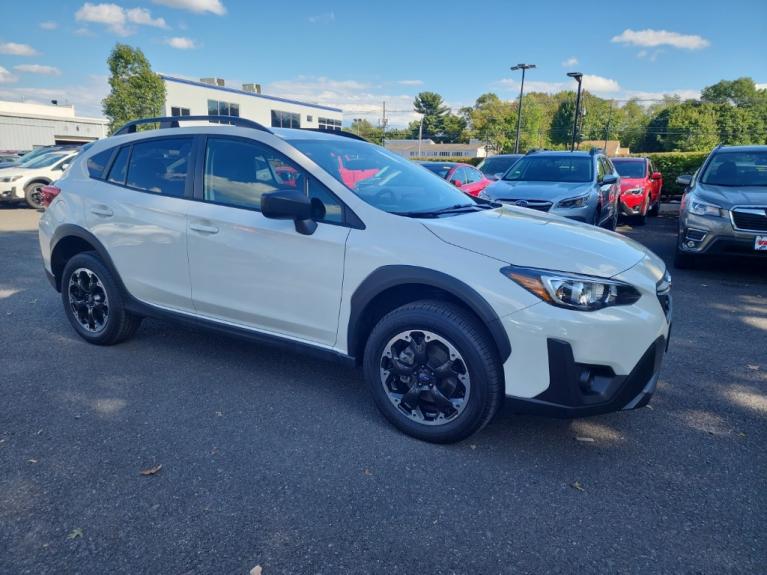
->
190, 223, 219, 234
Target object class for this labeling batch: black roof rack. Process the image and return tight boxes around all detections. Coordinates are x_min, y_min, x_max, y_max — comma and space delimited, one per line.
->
588, 147, 603, 155
299, 128, 369, 142
113, 115, 273, 136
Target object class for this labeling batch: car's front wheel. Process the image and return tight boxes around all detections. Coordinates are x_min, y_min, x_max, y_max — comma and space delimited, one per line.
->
363, 300, 503, 443
24, 182, 45, 209
61, 252, 142, 345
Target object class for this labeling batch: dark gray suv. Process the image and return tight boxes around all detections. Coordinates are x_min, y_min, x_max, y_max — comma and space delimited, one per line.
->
479, 150, 621, 229
675, 145, 767, 268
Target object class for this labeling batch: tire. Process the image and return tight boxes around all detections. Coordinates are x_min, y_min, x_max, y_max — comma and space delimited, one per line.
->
363, 300, 503, 444
61, 252, 142, 345
648, 198, 660, 216
24, 181, 46, 210
674, 246, 697, 269
634, 196, 649, 226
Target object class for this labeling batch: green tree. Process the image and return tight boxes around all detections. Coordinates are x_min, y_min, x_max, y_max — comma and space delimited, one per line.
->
102, 44, 166, 134
468, 93, 515, 152
412, 91, 450, 139
701, 77, 760, 107
662, 102, 719, 151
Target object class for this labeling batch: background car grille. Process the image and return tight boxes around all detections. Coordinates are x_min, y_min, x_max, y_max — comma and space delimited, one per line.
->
500, 199, 553, 212
731, 208, 767, 232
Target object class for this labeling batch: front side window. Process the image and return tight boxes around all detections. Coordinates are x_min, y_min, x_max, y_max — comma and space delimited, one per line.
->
287, 138, 480, 214
612, 159, 647, 178
700, 151, 767, 187
203, 137, 343, 223
478, 155, 520, 176
503, 156, 593, 183
126, 138, 192, 197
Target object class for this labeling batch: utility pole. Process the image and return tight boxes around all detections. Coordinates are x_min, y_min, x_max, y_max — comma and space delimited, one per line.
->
511, 63, 536, 154
603, 100, 614, 151
567, 72, 583, 152
381, 101, 388, 146
418, 114, 424, 157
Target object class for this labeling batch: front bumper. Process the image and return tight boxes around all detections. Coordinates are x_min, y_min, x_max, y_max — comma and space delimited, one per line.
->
620, 193, 645, 215
679, 212, 767, 258
0, 185, 20, 201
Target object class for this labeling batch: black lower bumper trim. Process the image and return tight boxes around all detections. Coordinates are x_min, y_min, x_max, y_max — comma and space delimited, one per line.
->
506, 336, 666, 418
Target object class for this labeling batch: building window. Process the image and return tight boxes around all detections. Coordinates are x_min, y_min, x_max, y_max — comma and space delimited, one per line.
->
318, 117, 341, 131
271, 110, 300, 129
171, 106, 190, 117
307, 115, 313, 123
207, 99, 240, 117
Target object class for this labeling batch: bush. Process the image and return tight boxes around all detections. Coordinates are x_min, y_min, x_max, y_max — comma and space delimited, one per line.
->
409, 156, 483, 166
639, 152, 709, 197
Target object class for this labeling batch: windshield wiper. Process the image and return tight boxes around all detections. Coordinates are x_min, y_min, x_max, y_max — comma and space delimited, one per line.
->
393, 203, 490, 218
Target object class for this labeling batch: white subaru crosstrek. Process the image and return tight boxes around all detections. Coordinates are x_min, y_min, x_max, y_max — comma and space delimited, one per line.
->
38, 116, 672, 443
1, 150, 78, 208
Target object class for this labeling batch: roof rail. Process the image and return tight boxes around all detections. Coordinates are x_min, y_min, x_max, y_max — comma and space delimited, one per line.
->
525, 148, 543, 155
589, 147, 603, 155
299, 128, 369, 142
113, 115, 273, 136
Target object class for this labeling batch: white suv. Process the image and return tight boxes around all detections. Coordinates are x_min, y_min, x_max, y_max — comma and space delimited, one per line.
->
1, 150, 78, 208
38, 116, 672, 443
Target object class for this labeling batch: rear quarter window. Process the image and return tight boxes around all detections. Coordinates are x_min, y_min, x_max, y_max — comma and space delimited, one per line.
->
86, 148, 114, 179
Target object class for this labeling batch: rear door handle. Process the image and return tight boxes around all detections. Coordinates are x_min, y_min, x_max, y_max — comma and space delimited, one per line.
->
90, 205, 113, 217
190, 223, 219, 234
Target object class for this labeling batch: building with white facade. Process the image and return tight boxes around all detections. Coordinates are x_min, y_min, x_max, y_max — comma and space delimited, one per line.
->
0, 100, 108, 151
161, 75, 343, 131
384, 138, 492, 160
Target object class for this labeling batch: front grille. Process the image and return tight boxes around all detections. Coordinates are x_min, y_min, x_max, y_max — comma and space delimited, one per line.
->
656, 272, 672, 321
500, 199, 553, 212
732, 207, 767, 232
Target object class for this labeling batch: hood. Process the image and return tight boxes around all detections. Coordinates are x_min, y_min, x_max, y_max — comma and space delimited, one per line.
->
695, 183, 767, 207
424, 207, 652, 277
484, 180, 592, 202
620, 177, 646, 191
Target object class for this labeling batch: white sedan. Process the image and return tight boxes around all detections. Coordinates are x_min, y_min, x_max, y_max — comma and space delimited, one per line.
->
0, 151, 78, 208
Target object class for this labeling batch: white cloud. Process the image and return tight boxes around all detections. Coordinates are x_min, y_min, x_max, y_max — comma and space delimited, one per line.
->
75, 3, 168, 36
0, 74, 108, 117
755, 83, 767, 91
165, 36, 197, 49
0, 42, 39, 56
308, 11, 335, 24
0, 66, 19, 84
561, 57, 578, 67
498, 74, 621, 95
581, 74, 620, 93
612, 28, 709, 50
265, 76, 421, 127
621, 89, 701, 102
397, 80, 423, 86
39, 21, 59, 30
13, 64, 62, 76
152, 0, 226, 15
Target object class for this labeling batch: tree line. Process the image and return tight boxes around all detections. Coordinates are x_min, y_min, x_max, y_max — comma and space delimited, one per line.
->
352, 78, 767, 154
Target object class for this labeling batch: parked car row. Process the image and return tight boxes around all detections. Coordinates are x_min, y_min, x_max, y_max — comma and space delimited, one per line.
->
38, 114, 672, 444
0, 145, 82, 208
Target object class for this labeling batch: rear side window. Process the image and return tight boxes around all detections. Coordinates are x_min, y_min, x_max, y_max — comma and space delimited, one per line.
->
126, 138, 192, 197
107, 147, 130, 185
87, 149, 113, 179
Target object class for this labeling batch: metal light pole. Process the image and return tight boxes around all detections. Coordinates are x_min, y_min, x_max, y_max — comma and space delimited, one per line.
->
511, 63, 536, 154
567, 72, 583, 152
418, 114, 424, 157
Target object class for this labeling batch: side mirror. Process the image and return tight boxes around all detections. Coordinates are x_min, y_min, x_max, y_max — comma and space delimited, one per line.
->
676, 174, 692, 186
58, 163, 70, 171
651, 171, 662, 180
601, 174, 618, 186
451, 179, 463, 187
261, 189, 317, 235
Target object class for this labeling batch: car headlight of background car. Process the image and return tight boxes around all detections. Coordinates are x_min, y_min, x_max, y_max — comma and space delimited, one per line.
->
624, 187, 643, 195
501, 265, 641, 311
477, 189, 490, 200
0, 175, 22, 183
555, 194, 590, 209
683, 195, 724, 217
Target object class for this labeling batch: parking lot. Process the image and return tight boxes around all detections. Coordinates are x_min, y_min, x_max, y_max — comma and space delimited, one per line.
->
0, 205, 765, 574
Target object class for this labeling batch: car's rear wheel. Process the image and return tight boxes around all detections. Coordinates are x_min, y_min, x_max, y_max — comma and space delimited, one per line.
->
648, 196, 660, 216
24, 182, 45, 209
61, 252, 142, 345
363, 300, 503, 443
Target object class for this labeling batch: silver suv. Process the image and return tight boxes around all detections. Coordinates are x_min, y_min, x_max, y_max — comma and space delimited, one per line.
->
675, 145, 767, 268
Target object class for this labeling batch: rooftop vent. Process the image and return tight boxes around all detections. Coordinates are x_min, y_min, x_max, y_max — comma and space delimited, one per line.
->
242, 83, 262, 94
200, 77, 225, 87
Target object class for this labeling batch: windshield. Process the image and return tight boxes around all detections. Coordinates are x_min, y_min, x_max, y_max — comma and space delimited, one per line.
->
700, 151, 767, 187
612, 160, 646, 178
18, 147, 60, 166
288, 139, 479, 214
478, 155, 521, 175
23, 152, 70, 169
421, 164, 451, 178
503, 155, 593, 183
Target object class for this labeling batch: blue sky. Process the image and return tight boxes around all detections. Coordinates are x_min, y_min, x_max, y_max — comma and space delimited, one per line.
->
1, 0, 765, 126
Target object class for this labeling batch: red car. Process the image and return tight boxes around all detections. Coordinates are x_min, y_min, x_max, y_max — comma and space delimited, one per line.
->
611, 157, 663, 224
419, 161, 492, 197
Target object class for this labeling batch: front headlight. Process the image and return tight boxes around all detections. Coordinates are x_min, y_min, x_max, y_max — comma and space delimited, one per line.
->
624, 187, 643, 195
478, 189, 490, 200
688, 197, 724, 217
556, 194, 589, 209
1, 175, 22, 183
501, 265, 641, 311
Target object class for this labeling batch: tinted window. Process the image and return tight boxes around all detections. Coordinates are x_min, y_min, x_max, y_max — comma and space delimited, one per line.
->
107, 146, 130, 185
612, 160, 646, 178
126, 138, 191, 197
87, 149, 113, 179
451, 167, 469, 184
478, 155, 520, 176
204, 137, 344, 223
466, 167, 482, 183
701, 151, 767, 187
422, 164, 451, 178
503, 156, 593, 183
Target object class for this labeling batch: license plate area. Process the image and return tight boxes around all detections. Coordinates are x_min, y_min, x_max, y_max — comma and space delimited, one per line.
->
755, 236, 767, 251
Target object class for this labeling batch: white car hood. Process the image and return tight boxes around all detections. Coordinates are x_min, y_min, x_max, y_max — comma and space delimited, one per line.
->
424, 206, 653, 277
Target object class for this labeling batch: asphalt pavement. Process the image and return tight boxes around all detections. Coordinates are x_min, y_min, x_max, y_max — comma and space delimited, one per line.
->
1, 205, 765, 575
